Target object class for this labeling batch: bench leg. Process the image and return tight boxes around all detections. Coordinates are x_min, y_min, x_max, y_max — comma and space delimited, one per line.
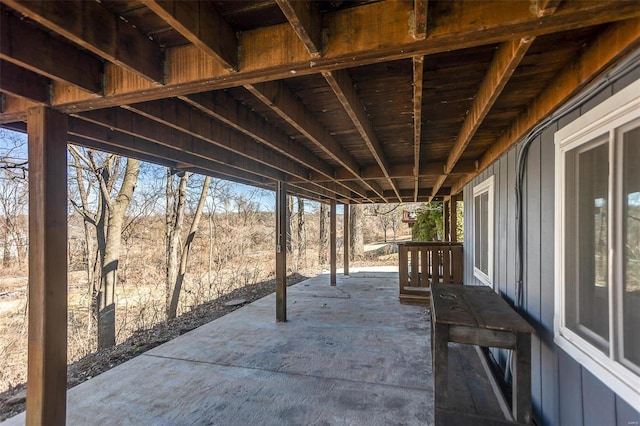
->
433, 323, 449, 411
512, 332, 532, 424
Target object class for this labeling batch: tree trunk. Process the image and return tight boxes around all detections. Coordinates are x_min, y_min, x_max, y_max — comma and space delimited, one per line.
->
286, 195, 293, 254
165, 170, 188, 318
319, 202, 328, 264
350, 204, 364, 260
297, 197, 305, 268
97, 158, 140, 349
167, 176, 211, 319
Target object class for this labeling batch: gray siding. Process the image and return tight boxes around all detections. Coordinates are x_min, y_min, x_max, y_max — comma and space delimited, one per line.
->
462, 58, 640, 425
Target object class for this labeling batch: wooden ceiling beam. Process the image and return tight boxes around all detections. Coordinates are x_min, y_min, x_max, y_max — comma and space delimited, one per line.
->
451, 18, 640, 194
183, 92, 331, 176
276, 0, 322, 58
0, 60, 49, 103
69, 113, 288, 182
431, 37, 533, 199
182, 91, 369, 200
121, 100, 308, 179
412, 1, 428, 40
322, 69, 401, 202
245, 81, 384, 201
368, 187, 451, 203
2, 0, 638, 118
66, 128, 274, 191
299, 160, 477, 183
412, 56, 424, 202
3, 0, 163, 83
141, 0, 237, 72
0, 9, 102, 94
70, 126, 333, 202
120, 101, 357, 201
69, 115, 343, 201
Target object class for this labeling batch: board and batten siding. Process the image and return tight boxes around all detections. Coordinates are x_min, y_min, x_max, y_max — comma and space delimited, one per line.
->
463, 60, 640, 425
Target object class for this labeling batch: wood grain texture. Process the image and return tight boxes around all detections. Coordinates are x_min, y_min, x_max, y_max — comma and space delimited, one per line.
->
452, 18, 640, 193
276, 182, 287, 322
0, 60, 49, 103
276, 0, 322, 58
323, 69, 400, 201
26, 107, 68, 425
4, 0, 163, 82
141, 0, 237, 71
0, 10, 102, 94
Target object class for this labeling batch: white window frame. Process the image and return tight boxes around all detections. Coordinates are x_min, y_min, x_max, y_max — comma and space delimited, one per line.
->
554, 78, 640, 407
473, 175, 494, 287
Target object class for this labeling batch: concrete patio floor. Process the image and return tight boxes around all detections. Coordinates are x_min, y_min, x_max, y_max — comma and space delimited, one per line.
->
4, 267, 504, 425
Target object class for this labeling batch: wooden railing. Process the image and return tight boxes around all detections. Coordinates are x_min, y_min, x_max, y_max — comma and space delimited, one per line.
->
398, 242, 463, 305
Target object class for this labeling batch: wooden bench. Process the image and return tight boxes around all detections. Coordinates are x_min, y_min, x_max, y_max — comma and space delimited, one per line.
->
431, 284, 535, 425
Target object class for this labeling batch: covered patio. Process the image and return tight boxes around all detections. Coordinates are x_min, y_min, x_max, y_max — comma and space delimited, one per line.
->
1, 1, 639, 424
4, 268, 505, 425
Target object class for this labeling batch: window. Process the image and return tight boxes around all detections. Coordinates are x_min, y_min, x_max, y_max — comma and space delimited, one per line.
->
473, 176, 494, 286
555, 78, 640, 406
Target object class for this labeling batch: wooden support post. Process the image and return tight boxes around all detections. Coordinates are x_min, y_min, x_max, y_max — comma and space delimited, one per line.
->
450, 196, 458, 243
26, 107, 68, 425
275, 181, 287, 322
443, 200, 450, 241
330, 199, 337, 286
343, 204, 350, 276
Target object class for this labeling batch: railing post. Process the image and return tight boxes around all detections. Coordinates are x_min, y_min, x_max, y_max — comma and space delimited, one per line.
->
398, 243, 408, 294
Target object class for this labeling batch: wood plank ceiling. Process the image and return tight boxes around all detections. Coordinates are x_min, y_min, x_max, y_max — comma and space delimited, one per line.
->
1, 0, 639, 203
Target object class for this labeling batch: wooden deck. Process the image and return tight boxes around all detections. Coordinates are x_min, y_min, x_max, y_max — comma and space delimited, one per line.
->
4, 268, 509, 425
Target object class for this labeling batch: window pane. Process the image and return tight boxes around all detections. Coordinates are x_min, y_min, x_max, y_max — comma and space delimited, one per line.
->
566, 141, 609, 349
475, 194, 481, 269
474, 192, 489, 275
480, 192, 488, 273
623, 126, 640, 369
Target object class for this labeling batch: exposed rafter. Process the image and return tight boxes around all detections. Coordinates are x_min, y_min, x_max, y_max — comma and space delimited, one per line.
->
451, 18, 640, 194
431, 37, 533, 199
1, 1, 636, 119
67, 124, 272, 191
0, 9, 102, 94
294, 160, 477, 183
120, 100, 357, 201
412, 56, 424, 202
180, 91, 370, 200
141, 0, 237, 72
412, 0, 428, 40
245, 81, 385, 201
0, 60, 49, 103
322, 69, 401, 201
276, 0, 322, 58
3, 0, 163, 83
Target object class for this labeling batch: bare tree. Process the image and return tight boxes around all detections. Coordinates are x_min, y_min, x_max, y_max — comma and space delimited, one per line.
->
68, 147, 140, 349
165, 169, 211, 319
286, 195, 293, 254
0, 130, 28, 269
297, 197, 306, 268
350, 204, 364, 260
319, 202, 328, 264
